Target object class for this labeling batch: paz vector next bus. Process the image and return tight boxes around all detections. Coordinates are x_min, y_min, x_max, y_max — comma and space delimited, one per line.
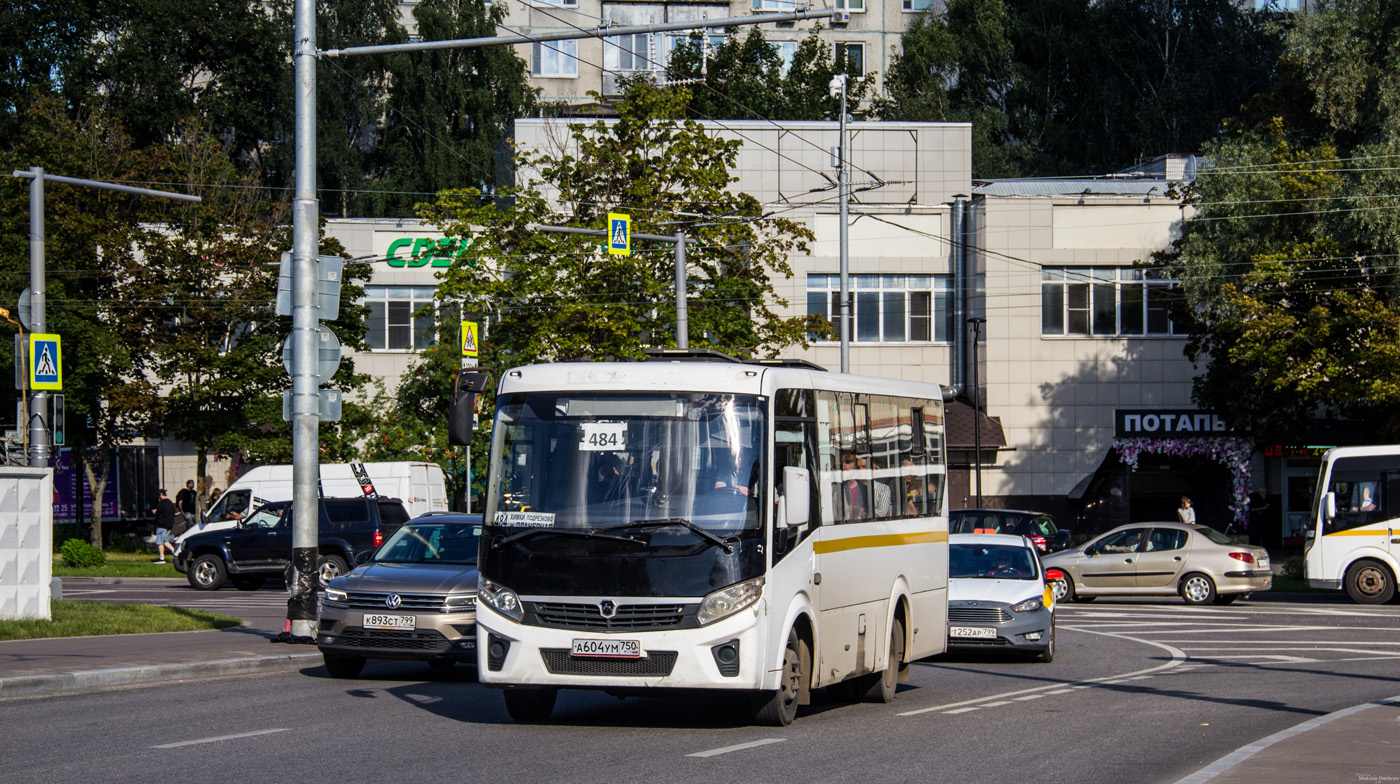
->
471, 351, 950, 725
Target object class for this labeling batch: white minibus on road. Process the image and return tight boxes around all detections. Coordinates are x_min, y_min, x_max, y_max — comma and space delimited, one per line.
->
473, 352, 950, 725
1306, 445, 1400, 603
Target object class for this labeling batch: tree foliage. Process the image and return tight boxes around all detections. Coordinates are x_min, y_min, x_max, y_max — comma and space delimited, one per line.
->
1157, 0, 1400, 438
665, 28, 871, 121
883, 0, 1285, 177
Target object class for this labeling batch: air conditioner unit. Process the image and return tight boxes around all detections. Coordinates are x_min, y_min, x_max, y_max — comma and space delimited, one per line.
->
835, 10, 851, 23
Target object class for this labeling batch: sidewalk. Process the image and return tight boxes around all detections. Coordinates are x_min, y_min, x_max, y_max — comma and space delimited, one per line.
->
0, 576, 320, 699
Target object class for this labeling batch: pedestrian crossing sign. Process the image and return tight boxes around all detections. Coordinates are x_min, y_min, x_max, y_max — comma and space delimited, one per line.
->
461, 320, 479, 358
608, 213, 630, 256
29, 333, 61, 391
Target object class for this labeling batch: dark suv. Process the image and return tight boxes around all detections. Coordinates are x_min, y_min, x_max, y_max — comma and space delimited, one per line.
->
949, 509, 1071, 553
176, 497, 410, 591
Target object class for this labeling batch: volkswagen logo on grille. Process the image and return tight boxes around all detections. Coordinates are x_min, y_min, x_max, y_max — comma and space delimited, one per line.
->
598, 600, 617, 618
385, 594, 402, 609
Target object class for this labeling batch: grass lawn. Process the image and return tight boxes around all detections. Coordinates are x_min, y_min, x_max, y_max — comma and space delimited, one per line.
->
52, 550, 183, 578
0, 600, 242, 642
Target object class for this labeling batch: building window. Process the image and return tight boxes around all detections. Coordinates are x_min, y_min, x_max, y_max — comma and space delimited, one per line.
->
807, 274, 953, 343
776, 40, 798, 75
364, 286, 438, 351
902, 0, 934, 9
605, 33, 654, 72
754, 0, 799, 9
532, 41, 578, 77
836, 42, 864, 74
836, 0, 865, 11
1041, 267, 1186, 336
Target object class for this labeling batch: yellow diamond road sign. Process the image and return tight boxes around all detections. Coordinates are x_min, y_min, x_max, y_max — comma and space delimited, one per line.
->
608, 213, 630, 256
29, 333, 61, 391
461, 320, 479, 358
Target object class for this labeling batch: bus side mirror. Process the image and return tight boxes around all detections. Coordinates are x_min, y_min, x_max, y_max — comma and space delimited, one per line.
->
449, 370, 492, 446
1324, 492, 1336, 520
782, 466, 810, 528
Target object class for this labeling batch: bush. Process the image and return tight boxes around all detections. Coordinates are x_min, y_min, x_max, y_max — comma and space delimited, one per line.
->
1282, 555, 1304, 581
59, 539, 107, 568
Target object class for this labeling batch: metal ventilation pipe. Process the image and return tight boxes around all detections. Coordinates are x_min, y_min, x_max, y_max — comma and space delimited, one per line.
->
950, 197, 967, 395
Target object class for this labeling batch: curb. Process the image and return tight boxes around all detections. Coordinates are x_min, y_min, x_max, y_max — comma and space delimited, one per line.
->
0, 652, 323, 699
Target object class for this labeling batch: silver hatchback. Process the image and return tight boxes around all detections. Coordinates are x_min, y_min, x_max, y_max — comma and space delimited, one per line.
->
1042, 522, 1271, 606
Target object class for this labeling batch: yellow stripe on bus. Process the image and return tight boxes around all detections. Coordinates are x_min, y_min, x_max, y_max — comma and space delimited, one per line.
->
813, 530, 947, 554
1323, 528, 1395, 537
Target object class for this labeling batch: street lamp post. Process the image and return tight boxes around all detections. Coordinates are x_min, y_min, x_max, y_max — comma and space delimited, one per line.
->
968, 317, 986, 508
829, 74, 850, 373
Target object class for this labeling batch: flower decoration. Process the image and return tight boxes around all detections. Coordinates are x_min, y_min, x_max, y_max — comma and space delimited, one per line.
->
1113, 437, 1254, 526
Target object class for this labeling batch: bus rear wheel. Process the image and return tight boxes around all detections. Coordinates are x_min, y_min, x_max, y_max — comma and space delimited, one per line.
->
1345, 560, 1396, 604
856, 616, 905, 703
753, 627, 806, 726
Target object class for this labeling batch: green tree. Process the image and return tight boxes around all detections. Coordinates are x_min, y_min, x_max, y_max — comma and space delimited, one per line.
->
415, 83, 821, 475
665, 29, 870, 121
1157, 0, 1400, 437
0, 98, 166, 546
882, 0, 1285, 177
0, 0, 100, 142
367, 0, 539, 218
67, 0, 287, 171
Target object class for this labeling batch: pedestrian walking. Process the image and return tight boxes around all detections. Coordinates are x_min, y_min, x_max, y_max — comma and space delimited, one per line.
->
176, 479, 197, 529
151, 490, 178, 563
1177, 496, 1196, 525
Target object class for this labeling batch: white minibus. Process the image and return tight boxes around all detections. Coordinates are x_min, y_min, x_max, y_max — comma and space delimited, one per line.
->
1305, 445, 1400, 603
473, 352, 950, 725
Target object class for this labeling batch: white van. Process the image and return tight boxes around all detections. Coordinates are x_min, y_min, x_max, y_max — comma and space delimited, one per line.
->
174, 462, 448, 551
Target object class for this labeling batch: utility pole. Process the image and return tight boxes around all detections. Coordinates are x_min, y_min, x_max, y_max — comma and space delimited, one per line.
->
829, 74, 851, 374
285, 0, 320, 640
9, 168, 200, 469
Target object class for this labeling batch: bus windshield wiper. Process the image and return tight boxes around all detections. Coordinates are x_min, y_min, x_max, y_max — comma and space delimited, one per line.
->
494, 527, 640, 549
596, 518, 739, 554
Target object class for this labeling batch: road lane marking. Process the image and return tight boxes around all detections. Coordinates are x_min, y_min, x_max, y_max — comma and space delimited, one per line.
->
944, 707, 980, 714
899, 628, 1186, 717
1189, 655, 1317, 662
687, 739, 786, 758
1013, 694, 1046, 701
152, 729, 289, 749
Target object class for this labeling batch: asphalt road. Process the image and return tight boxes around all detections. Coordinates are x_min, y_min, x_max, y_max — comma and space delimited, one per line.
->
4, 593, 1399, 784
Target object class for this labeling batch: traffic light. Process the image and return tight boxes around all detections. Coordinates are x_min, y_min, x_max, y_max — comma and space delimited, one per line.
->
52, 394, 64, 446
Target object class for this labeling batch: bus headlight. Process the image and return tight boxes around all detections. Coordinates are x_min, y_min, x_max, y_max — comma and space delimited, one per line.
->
478, 578, 523, 621
697, 577, 765, 626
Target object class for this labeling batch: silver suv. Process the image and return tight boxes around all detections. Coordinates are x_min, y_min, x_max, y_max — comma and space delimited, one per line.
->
316, 513, 481, 678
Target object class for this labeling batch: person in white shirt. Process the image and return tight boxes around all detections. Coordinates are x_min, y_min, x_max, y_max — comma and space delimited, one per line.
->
1177, 496, 1196, 524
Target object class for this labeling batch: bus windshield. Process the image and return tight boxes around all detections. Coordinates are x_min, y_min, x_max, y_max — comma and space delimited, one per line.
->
487, 391, 766, 535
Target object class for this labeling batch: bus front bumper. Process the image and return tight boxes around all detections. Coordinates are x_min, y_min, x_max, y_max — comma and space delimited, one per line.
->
475, 603, 768, 692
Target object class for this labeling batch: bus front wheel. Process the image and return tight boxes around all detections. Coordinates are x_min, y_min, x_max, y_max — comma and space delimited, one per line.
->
1345, 560, 1396, 604
753, 627, 806, 726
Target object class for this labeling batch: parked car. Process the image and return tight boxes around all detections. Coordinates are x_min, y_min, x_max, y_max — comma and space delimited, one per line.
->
947, 533, 1060, 661
317, 513, 482, 678
175, 497, 410, 591
950, 509, 1071, 553
1042, 522, 1271, 606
